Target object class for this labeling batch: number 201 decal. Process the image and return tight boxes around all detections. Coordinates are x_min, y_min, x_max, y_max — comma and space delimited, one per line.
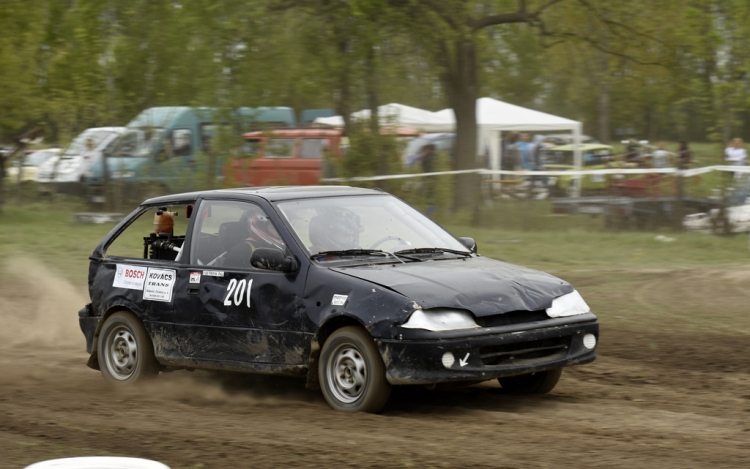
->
223, 278, 253, 307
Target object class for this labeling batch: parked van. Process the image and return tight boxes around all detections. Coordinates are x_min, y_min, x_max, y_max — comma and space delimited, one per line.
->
81, 107, 296, 199
228, 129, 343, 186
7, 148, 60, 183
37, 127, 127, 194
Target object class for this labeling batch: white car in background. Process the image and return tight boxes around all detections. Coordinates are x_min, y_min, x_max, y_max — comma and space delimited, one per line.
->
6, 148, 60, 182
36, 127, 127, 191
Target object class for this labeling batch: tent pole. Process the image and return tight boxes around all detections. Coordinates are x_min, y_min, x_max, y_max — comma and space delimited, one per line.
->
573, 124, 582, 198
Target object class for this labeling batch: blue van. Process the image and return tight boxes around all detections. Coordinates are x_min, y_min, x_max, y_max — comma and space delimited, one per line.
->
82, 106, 296, 200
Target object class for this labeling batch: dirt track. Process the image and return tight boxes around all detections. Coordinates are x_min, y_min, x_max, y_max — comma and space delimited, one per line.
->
1, 261, 749, 468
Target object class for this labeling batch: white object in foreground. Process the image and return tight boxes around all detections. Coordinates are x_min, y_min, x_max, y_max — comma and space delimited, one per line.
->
25, 457, 170, 469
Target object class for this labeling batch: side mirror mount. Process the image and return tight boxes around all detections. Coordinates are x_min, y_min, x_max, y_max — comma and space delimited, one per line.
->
251, 247, 298, 272
458, 237, 477, 254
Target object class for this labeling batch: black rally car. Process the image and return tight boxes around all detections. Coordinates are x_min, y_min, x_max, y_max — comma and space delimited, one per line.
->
79, 186, 598, 412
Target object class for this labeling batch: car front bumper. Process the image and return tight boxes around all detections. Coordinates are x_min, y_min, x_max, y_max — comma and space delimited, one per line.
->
379, 315, 598, 385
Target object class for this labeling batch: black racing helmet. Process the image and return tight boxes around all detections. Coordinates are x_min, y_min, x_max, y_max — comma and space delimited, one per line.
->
309, 208, 364, 251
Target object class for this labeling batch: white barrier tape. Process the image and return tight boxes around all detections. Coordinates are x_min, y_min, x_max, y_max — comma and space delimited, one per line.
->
478, 168, 676, 177
321, 165, 750, 183
321, 169, 480, 183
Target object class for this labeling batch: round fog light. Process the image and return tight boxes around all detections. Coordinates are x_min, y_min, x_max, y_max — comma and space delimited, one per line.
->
583, 333, 597, 350
441, 352, 455, 368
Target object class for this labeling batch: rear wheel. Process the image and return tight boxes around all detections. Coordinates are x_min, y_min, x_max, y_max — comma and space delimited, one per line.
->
319, 326, 392, 412
498, 368, 562, 394
98, 311, 159, 384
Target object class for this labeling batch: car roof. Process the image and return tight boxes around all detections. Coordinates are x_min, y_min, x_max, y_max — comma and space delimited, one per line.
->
143, 186, 385, 205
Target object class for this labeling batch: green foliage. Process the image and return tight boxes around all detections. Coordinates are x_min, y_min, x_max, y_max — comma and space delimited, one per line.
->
2, 0, 750, 162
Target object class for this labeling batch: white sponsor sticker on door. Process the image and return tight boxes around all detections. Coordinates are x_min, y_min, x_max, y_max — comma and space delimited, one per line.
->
113, 264, 147, 290
143, 268, 177, 302
203, 270, 224, 277
189, 271, 201, 284
332, 294, 348, 306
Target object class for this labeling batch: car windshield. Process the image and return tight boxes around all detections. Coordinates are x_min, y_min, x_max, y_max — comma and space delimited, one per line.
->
110, 127, 164, 158
63, 130, 115, 156
24, 150, 55, 166
275, 195, 469, 258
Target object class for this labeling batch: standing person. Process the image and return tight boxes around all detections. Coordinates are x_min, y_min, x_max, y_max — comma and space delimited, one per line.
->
676, 141, 691, 169
516, 133, 532, 169
725, 138, 747, 166
501, 132, 519, 172
652, 141, 673, 168
529, 134, 548, 190
419, 144, 437, 217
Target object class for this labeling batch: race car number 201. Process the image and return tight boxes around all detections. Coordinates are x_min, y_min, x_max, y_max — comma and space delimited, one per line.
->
224, 278, 253, 307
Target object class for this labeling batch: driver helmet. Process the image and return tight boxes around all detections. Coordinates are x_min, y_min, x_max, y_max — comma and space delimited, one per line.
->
246, 211, 284, 250
309, 208, 364, 251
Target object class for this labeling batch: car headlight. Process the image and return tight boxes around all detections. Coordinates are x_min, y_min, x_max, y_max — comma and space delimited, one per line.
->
546, 290, 591, 318
402, 308, 479, 331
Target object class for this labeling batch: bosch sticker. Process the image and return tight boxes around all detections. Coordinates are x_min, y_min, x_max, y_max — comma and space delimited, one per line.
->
113, 264, 147, 290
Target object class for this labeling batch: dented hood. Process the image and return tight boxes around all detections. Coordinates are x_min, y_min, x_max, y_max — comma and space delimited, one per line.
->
331, 256, 573, 317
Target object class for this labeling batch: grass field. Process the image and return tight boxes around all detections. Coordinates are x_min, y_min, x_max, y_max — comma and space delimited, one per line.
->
2, 202, 749, 285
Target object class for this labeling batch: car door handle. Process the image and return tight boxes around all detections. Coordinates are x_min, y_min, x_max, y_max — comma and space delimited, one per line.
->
187, 287, 199, 295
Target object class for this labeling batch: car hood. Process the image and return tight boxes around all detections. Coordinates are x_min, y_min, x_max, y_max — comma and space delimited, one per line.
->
331, 256, 573, 317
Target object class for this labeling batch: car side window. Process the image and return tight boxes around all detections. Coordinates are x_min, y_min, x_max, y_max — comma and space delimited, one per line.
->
106, 204, 191, 260
171, 129, 193, 157
190, 200, 286, 269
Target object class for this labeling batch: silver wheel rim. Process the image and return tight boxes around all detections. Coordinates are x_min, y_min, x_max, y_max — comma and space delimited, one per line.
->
326, 343, 367, 404
104, 325, 138, 380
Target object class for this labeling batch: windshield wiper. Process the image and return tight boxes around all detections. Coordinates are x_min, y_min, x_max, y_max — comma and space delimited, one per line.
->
394, 247, 472, 257
311, 249, 405, 264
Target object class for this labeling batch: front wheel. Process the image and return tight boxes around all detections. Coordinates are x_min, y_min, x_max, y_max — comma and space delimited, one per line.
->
498, 368, 562, 394
319, 326, 392, 412
97, 311, 160, 384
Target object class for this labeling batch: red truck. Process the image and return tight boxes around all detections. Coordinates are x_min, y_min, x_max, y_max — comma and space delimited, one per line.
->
227, 129, 343, 187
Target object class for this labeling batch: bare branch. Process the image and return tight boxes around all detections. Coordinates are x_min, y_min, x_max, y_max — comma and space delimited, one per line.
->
470, 0, 567, 31
471, 12, 533, 30
546, 31, 664, 66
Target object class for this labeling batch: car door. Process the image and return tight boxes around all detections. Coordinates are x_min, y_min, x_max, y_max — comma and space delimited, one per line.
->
96, 202, 195, 361
173, 198, 310, 365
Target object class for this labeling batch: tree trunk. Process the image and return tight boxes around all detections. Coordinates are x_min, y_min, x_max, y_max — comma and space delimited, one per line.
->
598, 51, 610, 143
365, 47, 383, 172
442, 38, 480, 210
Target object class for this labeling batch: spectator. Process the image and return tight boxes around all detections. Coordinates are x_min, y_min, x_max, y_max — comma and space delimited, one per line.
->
516, 133, 532, 169
418, 144, 436, 174
501, 132, 519, 171
652, 141, 673, 168
725, 138, 747, 166
418, 144, 437, 218
529, 134, 548, 189
676, 141, 691, 169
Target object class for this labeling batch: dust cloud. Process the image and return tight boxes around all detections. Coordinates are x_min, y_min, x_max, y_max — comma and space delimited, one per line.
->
0, 257, 86, 350
0, 257, 317, 408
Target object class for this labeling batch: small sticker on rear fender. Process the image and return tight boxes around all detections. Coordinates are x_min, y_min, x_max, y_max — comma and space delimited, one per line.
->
332, 294, 348, 306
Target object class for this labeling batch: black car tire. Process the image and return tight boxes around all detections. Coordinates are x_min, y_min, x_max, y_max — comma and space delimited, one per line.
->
98, 311, 159, 384
498, 368, 562, 394
319, 326, 392, 412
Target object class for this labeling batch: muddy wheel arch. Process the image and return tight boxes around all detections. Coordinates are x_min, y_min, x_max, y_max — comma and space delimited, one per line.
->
86, 306, 147, 371
305, 314, 369, 390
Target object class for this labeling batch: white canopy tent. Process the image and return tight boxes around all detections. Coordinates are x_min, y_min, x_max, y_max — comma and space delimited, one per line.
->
437, 97, 583, 177
314, 103, 454, 133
